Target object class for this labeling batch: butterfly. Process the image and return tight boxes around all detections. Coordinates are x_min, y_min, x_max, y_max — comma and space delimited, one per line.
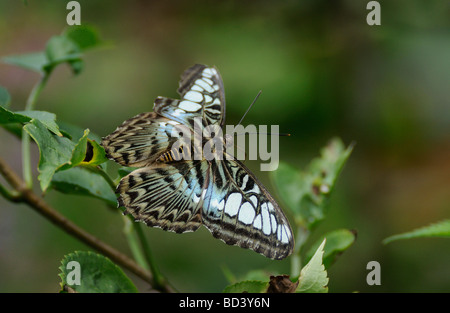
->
101, 64, 294, 260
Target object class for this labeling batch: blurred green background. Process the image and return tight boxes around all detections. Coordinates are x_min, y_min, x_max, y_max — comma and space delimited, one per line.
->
0, 0, 449, 292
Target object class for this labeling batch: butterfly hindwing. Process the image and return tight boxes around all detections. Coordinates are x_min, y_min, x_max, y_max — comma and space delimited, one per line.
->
202, 155, 294, 260
118, 160, 210, 233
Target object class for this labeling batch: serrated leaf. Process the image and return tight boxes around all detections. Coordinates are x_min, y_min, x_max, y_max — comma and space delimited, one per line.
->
23, 119, 104, 192
51, 167, 116, 206
59, 251, 138, 293
305, 229, 357, 269
0, 106, 62, 136
383, 219, 450, 244
307, 137, 354, 191
223, 280, 269, 293
15, 110, 62, 136
24, 119, 75, 191
296, 239, 328, 293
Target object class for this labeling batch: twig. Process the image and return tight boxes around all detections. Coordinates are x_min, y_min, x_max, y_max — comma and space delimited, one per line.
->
0, 156, 173, 292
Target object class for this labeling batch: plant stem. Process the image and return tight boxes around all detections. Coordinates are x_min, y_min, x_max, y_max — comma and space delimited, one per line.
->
0, 183, 21, 202
122, 215, 150, 270
133, 222, 168, 290
22, 72, 50, 188
291, 224, 310, 278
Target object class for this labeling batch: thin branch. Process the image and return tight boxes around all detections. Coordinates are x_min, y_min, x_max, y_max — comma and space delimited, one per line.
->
0, 156, 173, 292
0, 183, 22, 202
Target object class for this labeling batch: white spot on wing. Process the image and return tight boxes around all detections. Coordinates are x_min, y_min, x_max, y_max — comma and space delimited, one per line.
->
184, 91, 203, 103
202, 68, 214, 78
191, 84, 203, 92
195, 79, 214, 93
241, 175, 249, 189
224, 193, 242, 217
281, 225, 290, 244
204, 94, 213, 103
261, 204, 271, 235
249, 195, 258, 207
238, 202, 255, 225
253, 214, 262, 230
179, 100, 201, 112
270, 214, 277, 234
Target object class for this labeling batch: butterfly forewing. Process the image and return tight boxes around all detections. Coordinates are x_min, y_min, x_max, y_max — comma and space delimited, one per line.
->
202, 156, 294, 260
101, 112, 182, 167
154, 64, 226, 129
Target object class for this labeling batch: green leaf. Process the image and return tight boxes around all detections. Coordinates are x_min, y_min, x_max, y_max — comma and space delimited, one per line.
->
83, 138, 108, 166
51, 167, 117, 206
223, 280, 269, 293
307, 137, 354, 193
63, 25, 106, 50
57, 120, 102, 142
0, 106, 62, 136
62, 128, 108, 167
271, 162, 305, 218
2, 52, 49, 73
24, 119, 75, 191
0, 105, 30, 124
383, 219, 450, 244
3, 26, 105, 75
0, 86, 11, 107
69, 129, 90, 167
23, 119, 106, 192
271, 137, 353, 229
296, 239, 328, 293
118, 166, 138, 178
59, 251, 138, 293
15, 110, 62, 136
304, 229, 357, 269
45, 35, 83, 74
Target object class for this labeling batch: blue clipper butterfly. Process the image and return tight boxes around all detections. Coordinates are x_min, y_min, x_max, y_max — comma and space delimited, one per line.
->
101, 64, 294, 259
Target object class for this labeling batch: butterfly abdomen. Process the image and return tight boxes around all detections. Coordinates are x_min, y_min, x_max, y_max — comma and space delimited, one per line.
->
158, 145, 190, 163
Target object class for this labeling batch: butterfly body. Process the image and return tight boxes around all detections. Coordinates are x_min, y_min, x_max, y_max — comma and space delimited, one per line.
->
102, 64, 294, 260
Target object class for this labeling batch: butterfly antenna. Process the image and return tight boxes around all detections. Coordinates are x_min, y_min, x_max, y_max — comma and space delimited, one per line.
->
237, 90, 262, 126
235, 90, 291, 137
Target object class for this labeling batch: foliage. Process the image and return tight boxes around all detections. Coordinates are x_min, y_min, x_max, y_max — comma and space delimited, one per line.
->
383, 219, 450, 244
0, 26, 355, 293
59, 251, 138, 293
